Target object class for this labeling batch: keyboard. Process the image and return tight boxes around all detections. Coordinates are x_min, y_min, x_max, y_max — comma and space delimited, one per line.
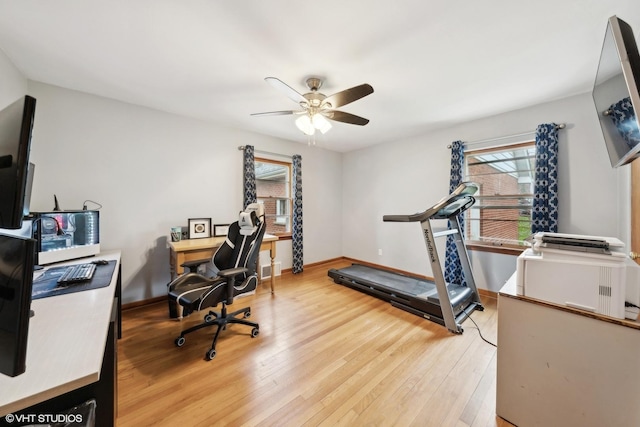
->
57, 263, 96, 285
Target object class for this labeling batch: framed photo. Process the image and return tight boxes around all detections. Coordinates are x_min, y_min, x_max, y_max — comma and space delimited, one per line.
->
188, 218, 211, 239
214, 224, 230, 237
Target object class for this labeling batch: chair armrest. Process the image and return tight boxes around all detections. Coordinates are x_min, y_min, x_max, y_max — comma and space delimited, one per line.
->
217, 267, 249, 305
168, 272, 208, 293
180, 258, 211, 273
217, 267, 249, 278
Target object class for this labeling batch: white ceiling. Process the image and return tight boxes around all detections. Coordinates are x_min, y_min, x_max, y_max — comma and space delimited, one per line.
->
0, 1, 639, 152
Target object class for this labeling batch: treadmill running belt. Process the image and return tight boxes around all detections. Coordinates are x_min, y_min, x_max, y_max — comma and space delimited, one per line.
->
328, 263, 478, 328
337, 264, 438, 299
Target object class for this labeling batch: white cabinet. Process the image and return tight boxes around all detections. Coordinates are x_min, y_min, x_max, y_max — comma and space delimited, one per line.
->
496, 273, 640, 427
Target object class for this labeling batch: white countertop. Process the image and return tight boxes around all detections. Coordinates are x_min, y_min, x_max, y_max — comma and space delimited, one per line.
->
0, 251, 121, 416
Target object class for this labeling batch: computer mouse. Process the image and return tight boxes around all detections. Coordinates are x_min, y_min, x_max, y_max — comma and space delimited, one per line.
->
92, 260, 109, 265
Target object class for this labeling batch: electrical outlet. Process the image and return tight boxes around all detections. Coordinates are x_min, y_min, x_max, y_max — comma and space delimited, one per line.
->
378, 248, 383, 256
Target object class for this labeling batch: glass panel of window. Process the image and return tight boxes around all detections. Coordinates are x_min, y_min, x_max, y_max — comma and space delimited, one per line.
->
255, 158, 292, 236
464, 142, 535, 247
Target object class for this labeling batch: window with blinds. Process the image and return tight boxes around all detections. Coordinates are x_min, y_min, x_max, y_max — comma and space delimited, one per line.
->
464, 141, 535, 247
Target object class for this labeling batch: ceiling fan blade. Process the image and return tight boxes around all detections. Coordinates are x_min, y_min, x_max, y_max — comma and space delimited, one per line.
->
265, 77, 307, 105
250, 110, 299, 117
323, 84, 374, 109
324, 110, 370, 126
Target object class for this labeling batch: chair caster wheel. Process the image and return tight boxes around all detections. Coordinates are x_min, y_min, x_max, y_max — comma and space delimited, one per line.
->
244, 310, 251, 319
204, 313, 215, 322
175, 336, 186, 347
205, 348, 216, 360
251, 327, 259, 338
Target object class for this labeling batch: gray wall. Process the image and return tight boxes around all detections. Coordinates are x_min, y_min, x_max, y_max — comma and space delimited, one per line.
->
25, 82, 345, 303
342, 93, 630, 292
0, 46, 27, 108
0, 49, 344, 303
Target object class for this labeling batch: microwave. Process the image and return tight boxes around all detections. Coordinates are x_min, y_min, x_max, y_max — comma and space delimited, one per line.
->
32, 210, 100, 265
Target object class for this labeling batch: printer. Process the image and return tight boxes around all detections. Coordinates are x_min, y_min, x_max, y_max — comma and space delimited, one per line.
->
516, 232, 640, 320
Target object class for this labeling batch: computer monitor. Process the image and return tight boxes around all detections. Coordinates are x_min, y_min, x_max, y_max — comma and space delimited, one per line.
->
0, 232, 35, 377
0, 95, 37, 228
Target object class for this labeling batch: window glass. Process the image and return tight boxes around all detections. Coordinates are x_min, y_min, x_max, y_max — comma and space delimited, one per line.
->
255, 159, 292, 235
464, 142, 535, 247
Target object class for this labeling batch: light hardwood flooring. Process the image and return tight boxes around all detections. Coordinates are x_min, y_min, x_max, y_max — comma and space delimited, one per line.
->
117, 260, 514, 426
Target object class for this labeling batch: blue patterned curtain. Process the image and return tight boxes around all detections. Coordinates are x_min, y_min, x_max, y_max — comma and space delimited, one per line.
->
531, 124, 559, 234
292, 154, 303, 274
243, 145, 256, 209
445, 140, 465, 286
608, 97, 640, 149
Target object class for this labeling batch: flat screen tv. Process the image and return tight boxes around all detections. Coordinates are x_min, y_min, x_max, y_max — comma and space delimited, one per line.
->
0, 95, 37, 229
0, 233, 35, 377
592, 16, 640, 168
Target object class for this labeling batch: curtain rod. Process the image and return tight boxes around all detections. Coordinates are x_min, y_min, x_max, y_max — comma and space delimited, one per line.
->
447, 123, 566, 149
237, 146, 292, 159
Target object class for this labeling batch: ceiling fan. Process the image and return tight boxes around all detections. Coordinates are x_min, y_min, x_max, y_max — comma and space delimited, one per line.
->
251, 77, 374, 135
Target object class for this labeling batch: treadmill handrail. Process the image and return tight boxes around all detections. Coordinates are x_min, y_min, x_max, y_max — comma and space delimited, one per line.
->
383, 182, 478, 223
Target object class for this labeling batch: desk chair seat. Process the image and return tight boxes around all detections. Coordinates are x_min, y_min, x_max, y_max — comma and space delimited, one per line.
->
167, 204, 265, 361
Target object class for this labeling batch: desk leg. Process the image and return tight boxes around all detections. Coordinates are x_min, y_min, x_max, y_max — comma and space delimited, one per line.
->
169, 249, 175, 281
269, 241, 277, 294
175, 252, 185, 279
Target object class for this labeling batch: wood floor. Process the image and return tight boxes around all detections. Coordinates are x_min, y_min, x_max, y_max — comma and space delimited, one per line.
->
116, 260, 514, 426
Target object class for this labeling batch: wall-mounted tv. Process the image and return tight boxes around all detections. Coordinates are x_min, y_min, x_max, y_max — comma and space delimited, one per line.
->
592, 16, 640, 168
0, 95, 37, 228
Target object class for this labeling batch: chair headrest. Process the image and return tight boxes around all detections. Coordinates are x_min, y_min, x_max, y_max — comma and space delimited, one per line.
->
245, 203, 264, 218
238, 203, 263, 236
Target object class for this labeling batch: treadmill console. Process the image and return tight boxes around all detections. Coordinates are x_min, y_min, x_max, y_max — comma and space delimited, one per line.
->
383, 181, 478, 223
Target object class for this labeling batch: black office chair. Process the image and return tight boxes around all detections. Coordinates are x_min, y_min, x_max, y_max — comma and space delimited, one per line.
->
167, 203, 265, 360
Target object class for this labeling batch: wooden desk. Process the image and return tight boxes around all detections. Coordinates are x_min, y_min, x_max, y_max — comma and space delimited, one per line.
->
168, 234, 279, 293
0, 251, 121, 426
496, 273, 640, 427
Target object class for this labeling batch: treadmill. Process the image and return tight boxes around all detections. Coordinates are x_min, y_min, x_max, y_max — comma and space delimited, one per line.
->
328, 182, 484, 333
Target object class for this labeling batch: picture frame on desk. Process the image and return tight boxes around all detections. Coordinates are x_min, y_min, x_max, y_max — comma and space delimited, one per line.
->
214, 224, 230, 237
188, 218, 211, 239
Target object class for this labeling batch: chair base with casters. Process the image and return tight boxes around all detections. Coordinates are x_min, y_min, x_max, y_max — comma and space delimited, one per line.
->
169, 266, 260, 360
174, 301, 259, 361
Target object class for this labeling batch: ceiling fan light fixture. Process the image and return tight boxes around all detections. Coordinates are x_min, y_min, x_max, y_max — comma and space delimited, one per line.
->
295, 114, 315, 135
254, 76, 374, 138
312, 113, 332, 134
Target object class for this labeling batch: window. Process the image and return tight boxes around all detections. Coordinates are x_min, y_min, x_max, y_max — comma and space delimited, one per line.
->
464, 141, 535, 248
255, 158, 292, 236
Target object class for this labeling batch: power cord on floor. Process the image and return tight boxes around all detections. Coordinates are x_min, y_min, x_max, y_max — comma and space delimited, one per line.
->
467, 315, 497, 347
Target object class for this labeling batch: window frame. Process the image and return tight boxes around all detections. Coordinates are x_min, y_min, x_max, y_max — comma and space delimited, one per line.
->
463, 140, 535, 255
255, 157, 293, 239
